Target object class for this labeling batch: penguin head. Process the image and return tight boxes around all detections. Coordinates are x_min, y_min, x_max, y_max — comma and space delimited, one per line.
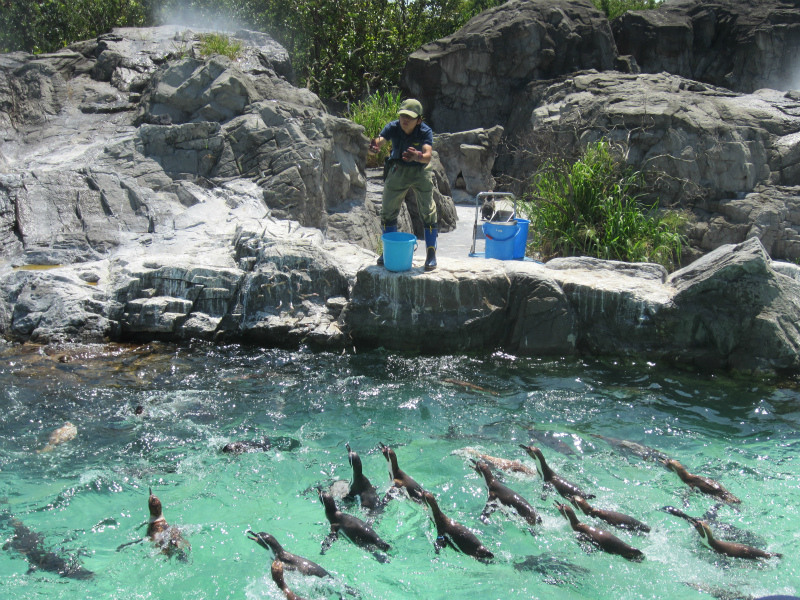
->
379, 443, 399, 476
471, 459, 491, 478
554, 501, 573, 520
148, 488, 163, 518
247, 531, 281, 554
347, 445, 363, 475
378, 443, 392, 460
519, 445, 544, 472
570, 495, 590, 514
317, 488, 336, 512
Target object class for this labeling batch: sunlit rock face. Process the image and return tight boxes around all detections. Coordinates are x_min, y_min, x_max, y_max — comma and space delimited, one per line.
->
0, 25, 388, 264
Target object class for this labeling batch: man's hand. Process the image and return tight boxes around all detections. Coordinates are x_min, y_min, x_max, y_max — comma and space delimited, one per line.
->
402, 147, 421, 162
368, 139, 380, 154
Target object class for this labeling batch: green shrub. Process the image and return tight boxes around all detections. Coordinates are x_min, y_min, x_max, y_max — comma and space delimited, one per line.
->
345, 90, 403, 168
591, 0, 661, 20
519, 140, 687, 271
0, 0, 149, 54
198, 32, 242, 60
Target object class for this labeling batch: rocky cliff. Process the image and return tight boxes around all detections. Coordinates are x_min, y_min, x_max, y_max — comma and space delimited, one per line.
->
2, 17, 800, 377
403, 0, 800, 263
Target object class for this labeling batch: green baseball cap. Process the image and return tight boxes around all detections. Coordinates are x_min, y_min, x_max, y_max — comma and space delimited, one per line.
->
397, 99, 423, 118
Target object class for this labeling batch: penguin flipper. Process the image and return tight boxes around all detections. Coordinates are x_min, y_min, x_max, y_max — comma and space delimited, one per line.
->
321, 531, 338, 554
116, 538, 144, 552
480, 501, 499, 525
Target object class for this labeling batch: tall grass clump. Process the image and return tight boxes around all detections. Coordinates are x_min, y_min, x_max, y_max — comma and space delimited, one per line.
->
519, 140, 687, 271
198, 33, 242, 60
345, 91, 404, 167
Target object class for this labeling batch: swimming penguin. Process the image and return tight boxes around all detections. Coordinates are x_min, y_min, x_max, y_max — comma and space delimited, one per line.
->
318, 489, 390, 560
146, 488, 191, 561
441, 378, 499, 395
589, 433, 669, 463
220, 436, 300, 454
569, 495, 650, 533
422, 490, 494, 561
379, 443, 425, 502
471, 459, 541, 528
247, 531, 329, 577
662, 459, 741, 504
455, 447, 538, 477
513, 554, 591, 586
691, 520, 781, 560
661, 505, 765, 547
528, 428, 577, 457
520, 445, 595, 499
271, 559, 307, 600
1, 514, 94, 579
37, 422, 77, 453
343, 443, 381, 511
555, 502, 645, 562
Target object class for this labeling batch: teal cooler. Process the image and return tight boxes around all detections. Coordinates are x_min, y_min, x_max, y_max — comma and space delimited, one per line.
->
513, 218, 529, 259
483, 221, 518, 260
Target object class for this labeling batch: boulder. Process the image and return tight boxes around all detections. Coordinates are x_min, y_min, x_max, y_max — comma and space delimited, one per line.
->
612, 0, 800, 94
665, 237, 800, 373
2, 202, 799, 375
435, 126, 505, 202
0, 266, 113, 343
137, 56, 261, 124
499, 71, 800, 209
398, 0, 800, 264
401, 0, 620, 133
107, 212, 374, 346
688, 185, 800, 261
342, 258, 578, 355
0, 59, 69, 126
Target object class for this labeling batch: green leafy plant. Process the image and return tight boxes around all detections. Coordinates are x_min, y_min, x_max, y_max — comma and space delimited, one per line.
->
345, 90, 403, 167
0, 0, 148, 54
198, 32, 242, 60
519, 140, 687, 271
591, 0, 661, 20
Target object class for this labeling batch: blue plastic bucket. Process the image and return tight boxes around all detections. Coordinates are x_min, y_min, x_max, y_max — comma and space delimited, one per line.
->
382, 231, 417, 272
483, 221, 518, 261
513, 218, 529, 259
483, 220, 518, 241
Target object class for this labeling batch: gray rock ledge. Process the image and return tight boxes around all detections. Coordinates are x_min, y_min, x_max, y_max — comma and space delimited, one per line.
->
2, 229, 798, 377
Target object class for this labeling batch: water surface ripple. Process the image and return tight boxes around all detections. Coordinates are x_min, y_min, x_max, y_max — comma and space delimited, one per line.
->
0, 343, 797, 600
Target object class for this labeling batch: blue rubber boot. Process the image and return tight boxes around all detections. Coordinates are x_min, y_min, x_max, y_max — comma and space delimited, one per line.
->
424, 224, 438, 271
377, 220, 398, 266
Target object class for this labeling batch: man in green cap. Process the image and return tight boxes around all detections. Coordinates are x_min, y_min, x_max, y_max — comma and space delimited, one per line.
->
368, 98, 438, 271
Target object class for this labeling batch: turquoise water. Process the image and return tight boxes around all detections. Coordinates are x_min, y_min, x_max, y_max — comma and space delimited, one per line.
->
0, 342, 798, 600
